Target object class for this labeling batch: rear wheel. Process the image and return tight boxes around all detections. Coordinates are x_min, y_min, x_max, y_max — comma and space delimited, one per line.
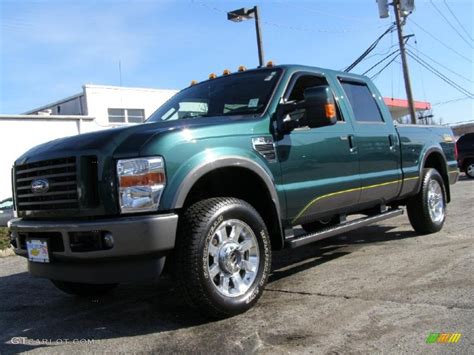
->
464, 161, 474, 179
51, 280, 118, 297
407, 168, 447, 234
176, 197, 271, 319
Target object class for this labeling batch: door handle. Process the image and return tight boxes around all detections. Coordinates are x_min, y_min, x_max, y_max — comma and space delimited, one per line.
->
388, 134, 396, 151
348, 134, 357, 153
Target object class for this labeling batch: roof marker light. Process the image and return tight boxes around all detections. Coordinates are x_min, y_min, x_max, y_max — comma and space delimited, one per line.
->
223, 69, 231, 76
209, 73, 217, 79
190, 80, 198, 86
238, 65, 247, 72
266, 61, 274, 68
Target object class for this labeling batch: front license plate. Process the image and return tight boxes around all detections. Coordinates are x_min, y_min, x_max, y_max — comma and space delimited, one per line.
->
26, 239, 50, 263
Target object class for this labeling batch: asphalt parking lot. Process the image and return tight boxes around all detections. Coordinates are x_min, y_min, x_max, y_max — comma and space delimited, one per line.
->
0, 177, 472, 354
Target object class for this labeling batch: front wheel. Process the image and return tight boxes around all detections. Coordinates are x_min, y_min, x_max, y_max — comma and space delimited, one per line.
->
407, 168, 447, 234
176, 198, 271, 319
51, 280, 118, 297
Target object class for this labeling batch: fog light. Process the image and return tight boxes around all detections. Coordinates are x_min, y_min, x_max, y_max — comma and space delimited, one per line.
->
103, 233, 114, 249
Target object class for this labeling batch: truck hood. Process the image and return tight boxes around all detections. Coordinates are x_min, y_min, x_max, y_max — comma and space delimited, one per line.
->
15, 117, 248, 164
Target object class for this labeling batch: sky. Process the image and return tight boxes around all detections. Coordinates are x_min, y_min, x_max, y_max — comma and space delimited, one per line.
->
0, 0, 472, 124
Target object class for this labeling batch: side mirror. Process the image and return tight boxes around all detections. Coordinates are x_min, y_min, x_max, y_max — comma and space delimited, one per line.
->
302, 86, 338, 128
276, 85, 338, 133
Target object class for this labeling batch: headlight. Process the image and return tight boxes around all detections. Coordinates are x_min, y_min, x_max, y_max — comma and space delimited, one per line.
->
117, 157, 166, 214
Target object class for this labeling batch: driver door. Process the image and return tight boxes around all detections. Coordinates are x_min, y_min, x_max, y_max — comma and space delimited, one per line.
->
276, 72, 361, 226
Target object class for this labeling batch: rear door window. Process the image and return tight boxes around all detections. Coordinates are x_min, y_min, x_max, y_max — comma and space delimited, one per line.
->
340, 80, 384, 123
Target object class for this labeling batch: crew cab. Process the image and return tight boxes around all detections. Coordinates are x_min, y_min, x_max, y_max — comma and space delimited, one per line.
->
9, 64, 458, 318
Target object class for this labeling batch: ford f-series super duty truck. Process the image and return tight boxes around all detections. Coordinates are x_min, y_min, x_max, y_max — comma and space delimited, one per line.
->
9, 64, 458, 318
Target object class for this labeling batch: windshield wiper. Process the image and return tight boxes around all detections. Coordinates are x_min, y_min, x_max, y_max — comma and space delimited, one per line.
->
180, 114, 209, 120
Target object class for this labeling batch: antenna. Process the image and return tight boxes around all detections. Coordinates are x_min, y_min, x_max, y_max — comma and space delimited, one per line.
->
118, 60, 122, 87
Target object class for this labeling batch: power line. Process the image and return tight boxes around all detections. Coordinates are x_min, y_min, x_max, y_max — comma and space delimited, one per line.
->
409, 19, 471, 63
406, 43, 473, 83
364, 43, 398, 61
407, 50, 474, 98
408, 51, 473, 98
433, 97, 473, 106
344, 24, 396, 72
408, 37, 427, 103
362, 49, 400, 76
443, 0, 473, 42
370, 53, 401, 81
429, 0, 473, 48
191, 0, 377, 34
272, 1, 379, 24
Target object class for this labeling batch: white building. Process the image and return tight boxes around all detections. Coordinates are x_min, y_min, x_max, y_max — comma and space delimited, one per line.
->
25, 84, 177, 128
0, 85, 177, 199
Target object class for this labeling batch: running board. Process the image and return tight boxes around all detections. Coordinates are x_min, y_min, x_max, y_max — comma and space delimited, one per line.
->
286, 208, 404, 249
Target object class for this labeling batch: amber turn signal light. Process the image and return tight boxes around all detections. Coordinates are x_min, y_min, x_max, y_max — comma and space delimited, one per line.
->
119, 172, 165, 188
325, 103, 336, 119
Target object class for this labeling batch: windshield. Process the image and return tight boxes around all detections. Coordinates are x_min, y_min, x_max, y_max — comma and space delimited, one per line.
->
147, 68, 282, 122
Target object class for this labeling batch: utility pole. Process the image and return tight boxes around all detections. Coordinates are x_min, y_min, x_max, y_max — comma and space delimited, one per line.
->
253, 6, 265, 68
393, 0, 417, 124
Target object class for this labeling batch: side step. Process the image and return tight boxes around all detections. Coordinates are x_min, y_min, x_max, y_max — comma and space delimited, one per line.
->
285, 208, 404, 249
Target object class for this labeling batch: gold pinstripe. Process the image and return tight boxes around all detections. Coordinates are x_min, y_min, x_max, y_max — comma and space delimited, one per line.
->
292, 176, 420, 224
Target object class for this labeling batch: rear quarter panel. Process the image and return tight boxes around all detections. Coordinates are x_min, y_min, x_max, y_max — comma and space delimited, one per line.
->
396, 124, 458, 199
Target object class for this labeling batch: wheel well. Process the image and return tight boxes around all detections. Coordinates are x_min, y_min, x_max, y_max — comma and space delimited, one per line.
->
424, 152, 451, 202
182, 167, 284, 250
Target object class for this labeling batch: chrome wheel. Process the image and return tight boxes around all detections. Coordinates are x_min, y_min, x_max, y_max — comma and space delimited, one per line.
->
467, 163, 474, 178
207, 219, 260, 298
427, 179, 445, 223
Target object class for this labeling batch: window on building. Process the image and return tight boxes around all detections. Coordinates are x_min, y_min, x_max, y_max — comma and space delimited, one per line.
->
108, 108, 145, 123
339, 80, 384, 123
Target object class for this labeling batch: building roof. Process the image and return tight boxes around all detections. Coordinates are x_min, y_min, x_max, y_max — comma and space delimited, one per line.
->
23, 92, 83, 115
383, 98, 431, 120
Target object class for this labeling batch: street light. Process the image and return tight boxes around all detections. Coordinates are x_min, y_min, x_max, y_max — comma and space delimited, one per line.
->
227, 6, 265, 67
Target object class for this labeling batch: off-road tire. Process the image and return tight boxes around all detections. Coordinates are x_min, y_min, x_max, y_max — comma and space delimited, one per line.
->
51, 280, 118, 297
176, 197, 271, 319
407, 168, 447, 234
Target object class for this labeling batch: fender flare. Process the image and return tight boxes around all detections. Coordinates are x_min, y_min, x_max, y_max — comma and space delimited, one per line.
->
171, 156, 284, 247
172, 156, 280, 211
417, 146, 450, 199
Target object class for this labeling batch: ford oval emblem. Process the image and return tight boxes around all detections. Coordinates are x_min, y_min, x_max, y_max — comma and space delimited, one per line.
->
31, 179, 50, 194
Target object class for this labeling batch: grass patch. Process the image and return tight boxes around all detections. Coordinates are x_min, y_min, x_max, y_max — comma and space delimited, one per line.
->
0, 227, 11, 250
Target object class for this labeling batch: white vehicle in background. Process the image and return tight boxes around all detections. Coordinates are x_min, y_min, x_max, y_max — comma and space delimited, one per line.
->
0, 198, 14, 227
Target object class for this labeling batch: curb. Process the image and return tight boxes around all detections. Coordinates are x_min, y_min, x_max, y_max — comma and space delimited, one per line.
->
0, 247, 15, 258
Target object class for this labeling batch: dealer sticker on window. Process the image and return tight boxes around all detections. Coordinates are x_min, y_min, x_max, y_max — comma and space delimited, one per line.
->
248, 98, 259, 108
26, 240, 50, 263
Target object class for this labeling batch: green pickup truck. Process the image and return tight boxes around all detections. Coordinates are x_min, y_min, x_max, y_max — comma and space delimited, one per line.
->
9, 64, 458, 318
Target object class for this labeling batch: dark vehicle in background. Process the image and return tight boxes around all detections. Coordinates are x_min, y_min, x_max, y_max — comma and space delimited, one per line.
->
0, 198, 14, 227
457, 133, 474, 178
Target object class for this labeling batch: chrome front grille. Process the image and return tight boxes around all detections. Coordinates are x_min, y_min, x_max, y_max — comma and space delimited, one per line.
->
15, 157, 79, 211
